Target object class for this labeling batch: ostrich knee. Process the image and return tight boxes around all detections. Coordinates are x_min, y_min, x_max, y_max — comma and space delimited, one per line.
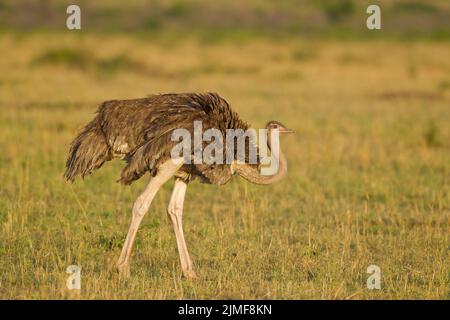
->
133, 195, 149, 218
167, 204, 182, 221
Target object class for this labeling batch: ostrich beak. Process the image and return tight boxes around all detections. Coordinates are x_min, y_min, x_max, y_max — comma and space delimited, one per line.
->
279, 127, 295, 133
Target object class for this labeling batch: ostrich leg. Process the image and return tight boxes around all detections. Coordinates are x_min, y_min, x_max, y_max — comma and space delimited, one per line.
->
116, 158, 183, 276
167, 178, 197, 278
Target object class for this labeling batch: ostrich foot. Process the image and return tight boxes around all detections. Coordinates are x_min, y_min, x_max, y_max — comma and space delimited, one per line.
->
116, 261, 130, 277
182, 269, 198, 279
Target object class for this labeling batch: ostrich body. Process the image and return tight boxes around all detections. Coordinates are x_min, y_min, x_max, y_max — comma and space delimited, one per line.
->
65, 93, 292, 278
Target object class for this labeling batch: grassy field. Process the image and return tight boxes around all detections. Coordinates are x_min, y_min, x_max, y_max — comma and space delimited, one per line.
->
0, 33, 449, 299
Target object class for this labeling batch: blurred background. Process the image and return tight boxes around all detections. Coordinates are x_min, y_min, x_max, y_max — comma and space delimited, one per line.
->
1, 0, 450, 39
0, 0, 448, 299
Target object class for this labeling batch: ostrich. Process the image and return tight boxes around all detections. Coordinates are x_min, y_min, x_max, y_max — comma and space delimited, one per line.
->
64, 93, 293, 278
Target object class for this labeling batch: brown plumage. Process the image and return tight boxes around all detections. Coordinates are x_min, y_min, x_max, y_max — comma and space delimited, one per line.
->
64, 92, 292, 278
65, 93, 252, 185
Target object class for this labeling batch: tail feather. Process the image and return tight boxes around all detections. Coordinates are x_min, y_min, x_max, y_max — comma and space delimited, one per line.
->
64, 117, 111, 182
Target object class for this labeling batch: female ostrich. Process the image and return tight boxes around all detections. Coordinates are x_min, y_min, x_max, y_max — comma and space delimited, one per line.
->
65, 93, 292, 278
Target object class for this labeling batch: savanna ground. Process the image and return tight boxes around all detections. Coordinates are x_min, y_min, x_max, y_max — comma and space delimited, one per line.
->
2, 0, 450, 300
0, 32, 448, 299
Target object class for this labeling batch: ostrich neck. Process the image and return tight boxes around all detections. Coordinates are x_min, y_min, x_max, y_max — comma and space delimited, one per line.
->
235, 130, 287, 185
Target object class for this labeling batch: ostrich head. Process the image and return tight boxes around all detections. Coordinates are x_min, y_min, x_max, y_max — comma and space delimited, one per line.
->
265, 120, 294, 134
234, 120, 293, 185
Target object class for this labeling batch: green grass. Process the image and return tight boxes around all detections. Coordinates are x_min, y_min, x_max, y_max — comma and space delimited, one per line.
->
0, 33, 448, 299
1, 0, 450, 40
31, 47, 145, 75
